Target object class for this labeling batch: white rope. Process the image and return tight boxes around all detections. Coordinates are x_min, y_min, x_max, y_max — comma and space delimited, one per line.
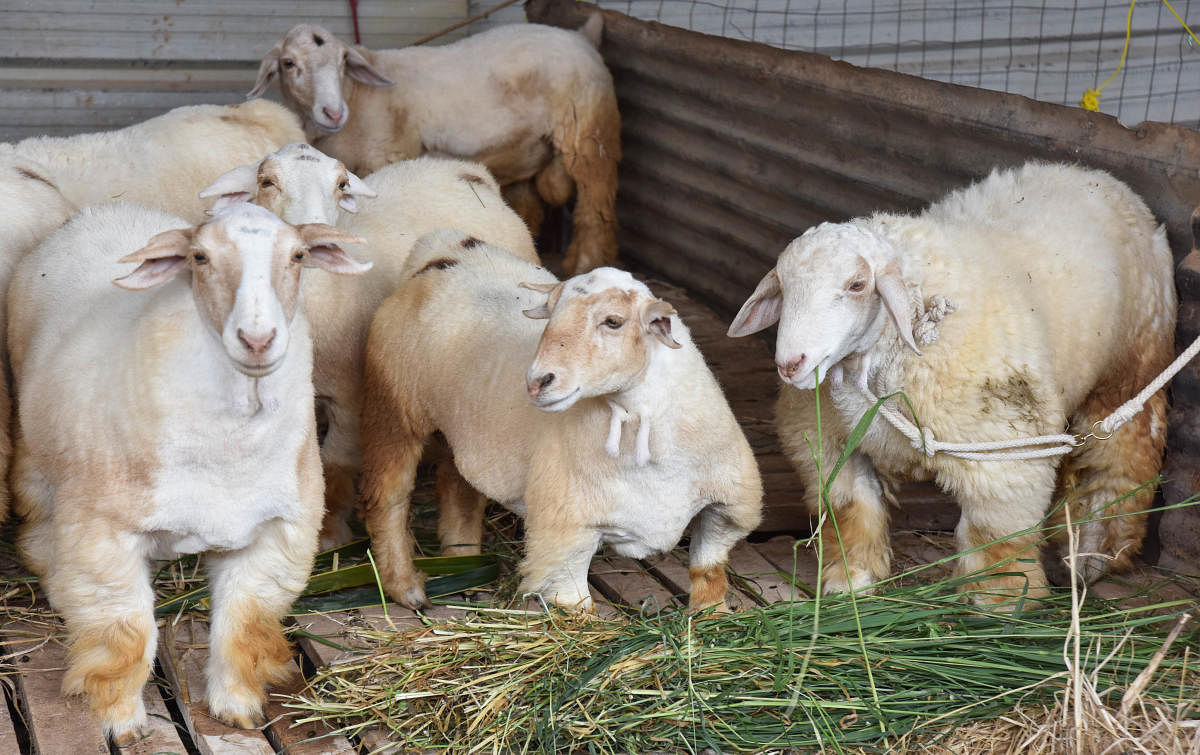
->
859, 298, 1200, 462
865, 385, 1080, 461
1096, 329, 1200, 436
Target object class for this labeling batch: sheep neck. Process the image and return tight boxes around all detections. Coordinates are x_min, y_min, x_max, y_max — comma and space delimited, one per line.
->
601, 338, 688, 466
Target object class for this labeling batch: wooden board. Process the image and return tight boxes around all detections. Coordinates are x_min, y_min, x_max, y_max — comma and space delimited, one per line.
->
0, 696, 20, 755
157, 618, 275, 755
588, 553, 682, 613
4, 620, 109, 754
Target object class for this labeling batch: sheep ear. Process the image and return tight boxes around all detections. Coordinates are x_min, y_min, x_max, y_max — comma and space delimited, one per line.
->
337, 170, 376, 213
248, 44, 281, 98
113, 228, 194, 290
296, 223, 371, 275
199, 163, 259, 213
727, 268, 783, 337
345, 48, 395, 87
520, 280, 563, 319
875, 262, 921, 356
642, 299, 681, 349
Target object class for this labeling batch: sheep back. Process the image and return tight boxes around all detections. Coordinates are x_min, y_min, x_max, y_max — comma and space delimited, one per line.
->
4, 100, 305, 223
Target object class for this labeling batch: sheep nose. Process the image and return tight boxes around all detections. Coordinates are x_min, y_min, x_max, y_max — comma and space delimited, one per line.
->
527, 372, 554, 398
777, 355, 805, 379
322, 105, 344, 124
238, 328, 277, 356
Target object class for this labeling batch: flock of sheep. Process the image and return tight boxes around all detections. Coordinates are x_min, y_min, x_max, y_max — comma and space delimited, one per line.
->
0, 12, 1177, 746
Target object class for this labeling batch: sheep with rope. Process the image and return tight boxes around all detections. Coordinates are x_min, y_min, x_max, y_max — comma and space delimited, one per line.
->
728, 162, 1176, 605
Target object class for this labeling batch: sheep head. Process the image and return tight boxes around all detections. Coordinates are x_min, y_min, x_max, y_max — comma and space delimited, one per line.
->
523, 268, 680, 412
248, 24, 394, 133
200, 143, 376, 224
114, 204, 370, 377
727, 222, 920, 389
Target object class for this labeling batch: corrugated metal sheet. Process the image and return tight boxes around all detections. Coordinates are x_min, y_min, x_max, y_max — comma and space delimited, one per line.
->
529, 0, 1200, 566
0, 0, 468, 140
480, 0, 1200, 129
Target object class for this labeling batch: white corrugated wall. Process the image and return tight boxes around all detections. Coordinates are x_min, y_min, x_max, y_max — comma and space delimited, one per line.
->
0, 1, 468, 141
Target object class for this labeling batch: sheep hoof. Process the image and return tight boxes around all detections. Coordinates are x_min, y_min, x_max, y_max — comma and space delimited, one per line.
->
216, 709, 267, 730
110, 725, 150, 749
821, 566, 879, 595
1072, 554, 1111, 586
395, 584, 429, 610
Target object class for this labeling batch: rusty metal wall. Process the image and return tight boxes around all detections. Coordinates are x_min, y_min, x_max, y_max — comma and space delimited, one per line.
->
528, 0, 1200, 566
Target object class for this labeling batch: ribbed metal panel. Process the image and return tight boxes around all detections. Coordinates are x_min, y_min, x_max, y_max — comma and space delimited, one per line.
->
529, 0, 1200, 565
0, 0, 469, 141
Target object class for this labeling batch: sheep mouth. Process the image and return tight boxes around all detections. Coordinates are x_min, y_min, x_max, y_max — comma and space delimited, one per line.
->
533, 387, 581, 412
780, 362, 826, 390
233, 357, 284, 378
312, 115, 346, 133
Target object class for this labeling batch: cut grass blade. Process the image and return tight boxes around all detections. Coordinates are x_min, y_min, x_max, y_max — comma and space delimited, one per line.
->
155, 552, 499, 615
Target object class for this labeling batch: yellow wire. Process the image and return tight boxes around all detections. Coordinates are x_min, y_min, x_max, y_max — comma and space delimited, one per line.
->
1081, 0, 1200, 112
1080, 0, 1137, 111
1161, 0, 1200, 47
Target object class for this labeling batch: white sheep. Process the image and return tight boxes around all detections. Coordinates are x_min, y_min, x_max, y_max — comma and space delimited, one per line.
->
201, 144, 539, 547
8, 201, 369, 742
247, 18, 620, 274
360, 229, 762, 610
0, 99, 305, 223
728, 162, 1175, 603
0, 158, 75, 524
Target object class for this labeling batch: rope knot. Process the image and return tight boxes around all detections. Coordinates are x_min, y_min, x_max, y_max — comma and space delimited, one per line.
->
1079, 88, 1101, 112
916, 427, 937, 457
913, 295, 958, 347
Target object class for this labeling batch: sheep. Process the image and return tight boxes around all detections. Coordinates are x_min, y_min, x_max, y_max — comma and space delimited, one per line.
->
8, 201, 369, 742
200, 144, 539, 547
0, 158, 75, 524
247, 17, 620, 274
359, 229, 763, 610
0, 99, 305, 223
727, 162, 1175, 604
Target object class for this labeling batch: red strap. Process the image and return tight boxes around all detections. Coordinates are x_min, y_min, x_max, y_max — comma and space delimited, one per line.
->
348, 0, 362, 44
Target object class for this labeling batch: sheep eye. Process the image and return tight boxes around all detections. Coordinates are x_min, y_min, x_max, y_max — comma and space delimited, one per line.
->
281, 59, 295, 70
602, 316, 624, 329
847, 280, 867, 293
292, 251, 306, 263
260, 179, 275, 189
337, 181, 349, 191
192, 252, 208, 264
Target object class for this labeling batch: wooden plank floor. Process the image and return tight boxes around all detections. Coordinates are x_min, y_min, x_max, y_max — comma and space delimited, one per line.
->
5, 529, 1198, 752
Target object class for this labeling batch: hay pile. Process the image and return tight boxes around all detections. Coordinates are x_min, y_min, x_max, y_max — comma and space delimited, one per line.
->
285, 574, 1200, 753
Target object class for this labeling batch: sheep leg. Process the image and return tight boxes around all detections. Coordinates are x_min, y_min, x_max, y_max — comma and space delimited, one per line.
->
1051, 389, 1167, 584
686, 507, 745, 610
315, 397, 363, 550
690, 452, 765, 610
776, 385, 891, 593
519, 513, 598, 612
49, 518, 156, 745
360, 377, 433, 608
205, 515, 315, 728
11, 436, 55, 577
436, 461, 487, 556
559, 102, 620, 274
814, 451, 892, 594
951, 460, 1054, 607
501, 180, 546, 239
318, 463, 357, 550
